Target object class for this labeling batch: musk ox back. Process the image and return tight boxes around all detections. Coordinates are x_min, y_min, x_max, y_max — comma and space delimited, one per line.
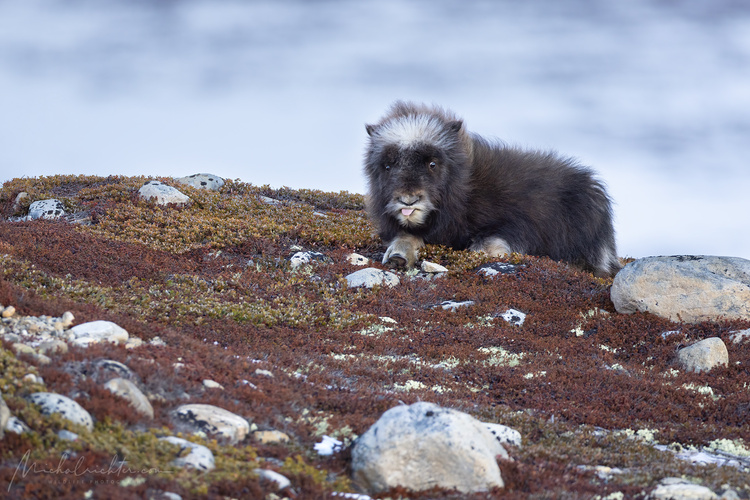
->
364, 101, 621, 277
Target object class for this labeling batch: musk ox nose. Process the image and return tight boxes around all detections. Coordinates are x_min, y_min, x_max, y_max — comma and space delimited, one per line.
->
398, 194, 421, 206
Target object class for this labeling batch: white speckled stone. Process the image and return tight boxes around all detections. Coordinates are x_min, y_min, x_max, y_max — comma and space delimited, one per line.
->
173, 403, 250, 444
501, 308, 526, 326
28, 392, 93, 431
160, 436, 215, 471
138, 180, 190, 205
347, 253, 370, 266
28, 199, 65, 219
484, 422, 522, 447
174, 173, 225, 191
5, 416, 31, 434
438, 300, 475, 311
289, 251, 326, 269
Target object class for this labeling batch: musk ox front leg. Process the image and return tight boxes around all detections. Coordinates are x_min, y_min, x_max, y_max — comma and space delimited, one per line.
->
383, 233, 424, 268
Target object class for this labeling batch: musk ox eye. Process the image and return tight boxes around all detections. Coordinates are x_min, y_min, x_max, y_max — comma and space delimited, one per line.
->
429, 161, 437, 169
384, 165, 391, 171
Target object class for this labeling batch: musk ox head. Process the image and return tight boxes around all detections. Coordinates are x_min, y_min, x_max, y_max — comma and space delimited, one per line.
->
364, 102, 472, 233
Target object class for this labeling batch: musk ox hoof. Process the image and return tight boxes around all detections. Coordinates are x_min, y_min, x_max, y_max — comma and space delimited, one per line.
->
384, 253, 407, 268
382, 234, 424, 268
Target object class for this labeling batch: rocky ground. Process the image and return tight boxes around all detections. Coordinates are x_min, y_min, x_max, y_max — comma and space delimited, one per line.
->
0, 174, 749, 499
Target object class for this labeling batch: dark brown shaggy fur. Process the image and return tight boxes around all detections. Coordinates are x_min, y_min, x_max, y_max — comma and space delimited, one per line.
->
364, 101, 621, 277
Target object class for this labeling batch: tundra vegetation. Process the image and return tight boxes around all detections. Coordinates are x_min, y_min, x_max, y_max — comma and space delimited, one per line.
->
0, 174, 748, 499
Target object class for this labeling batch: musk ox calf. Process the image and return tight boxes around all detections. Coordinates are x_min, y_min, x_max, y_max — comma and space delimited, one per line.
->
364, 101, 621, 277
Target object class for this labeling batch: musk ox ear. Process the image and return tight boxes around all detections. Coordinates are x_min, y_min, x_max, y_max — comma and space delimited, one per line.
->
447, 120, 463, 133
365, 124, 378, 136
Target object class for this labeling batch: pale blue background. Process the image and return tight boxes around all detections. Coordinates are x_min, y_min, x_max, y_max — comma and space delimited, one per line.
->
1, 0, 748, 259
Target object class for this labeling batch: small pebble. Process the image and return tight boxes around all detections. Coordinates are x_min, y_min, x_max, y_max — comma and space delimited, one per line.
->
253, 430, 290, 444
2, 306, 16, 318
421, 261, 449, 273
203, 379, 225, 390
60, 311, 75, 328
12, 343, 36, 356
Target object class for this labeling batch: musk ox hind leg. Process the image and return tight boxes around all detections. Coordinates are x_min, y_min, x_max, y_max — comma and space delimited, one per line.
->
469, 236, 515, 258
594, 242, 622, 278
383, 233, 424, 268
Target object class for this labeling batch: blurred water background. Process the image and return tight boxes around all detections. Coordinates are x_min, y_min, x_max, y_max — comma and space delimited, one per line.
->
1, 0, 749, 259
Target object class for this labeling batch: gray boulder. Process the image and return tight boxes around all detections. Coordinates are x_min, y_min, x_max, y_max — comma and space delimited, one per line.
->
138, 181, 190, 205
345, 268, 399, 288
68, 320, 129, 347
611, 256, 750, 323
174, 173, 225, 191
28, 392, 93, 431
676, 338, 729, 373
351, 402, 509, 494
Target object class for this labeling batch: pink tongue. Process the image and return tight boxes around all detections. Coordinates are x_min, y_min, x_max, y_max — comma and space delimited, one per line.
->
401, 208, 415, 217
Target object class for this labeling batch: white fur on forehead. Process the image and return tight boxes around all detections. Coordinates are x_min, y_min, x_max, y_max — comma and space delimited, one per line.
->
372, 113, 457, 149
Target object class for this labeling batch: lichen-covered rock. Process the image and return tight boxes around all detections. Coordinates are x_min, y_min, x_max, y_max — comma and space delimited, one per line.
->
345, 268, 399, 288
730, 329, 750, 344
173, 403, 250, 444
28, 392, 93, 431
138, 180, 190, 205
289, 251, 326, 269
28, 199, 65, 220
104, 378, 154, 419
676, 338, 729, 373
160, 436, 215, 471
438, 300, 475, 311
611, 256, 750, 323
174, 173, 225, 191
351, 402, 509, 494
68, 320, 129, 347
501, 308, 526, 326
476, 262, 522, 276
346, 253, 369, 266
